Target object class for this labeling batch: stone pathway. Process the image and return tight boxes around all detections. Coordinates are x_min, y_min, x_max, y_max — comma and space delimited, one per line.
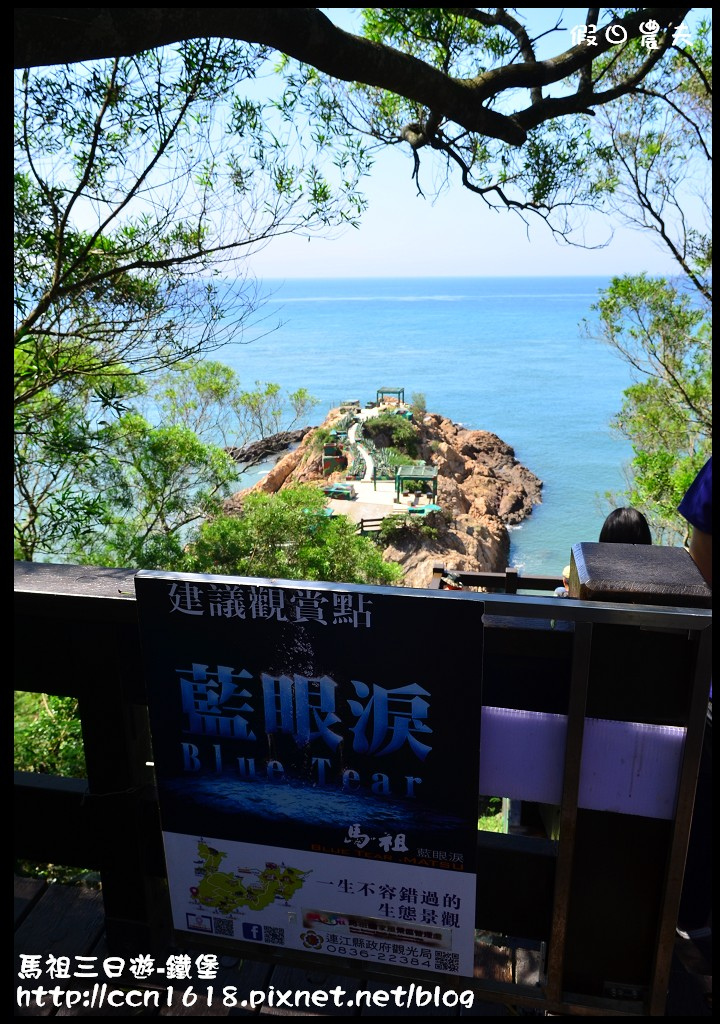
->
328, 404, 437, 525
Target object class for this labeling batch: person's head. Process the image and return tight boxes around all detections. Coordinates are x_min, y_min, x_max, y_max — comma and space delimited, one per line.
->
599, 507, 652, 545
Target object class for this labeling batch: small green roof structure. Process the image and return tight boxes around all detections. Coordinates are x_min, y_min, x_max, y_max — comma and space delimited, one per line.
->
394, 464, 438, 501
377, 386, 405, 405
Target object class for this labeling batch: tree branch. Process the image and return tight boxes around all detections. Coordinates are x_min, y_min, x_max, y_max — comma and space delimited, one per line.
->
14, 7, 692, 148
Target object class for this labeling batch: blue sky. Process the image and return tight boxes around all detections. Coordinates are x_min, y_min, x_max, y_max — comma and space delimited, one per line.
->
249, 142, 682, 279
249, 8, 707, 279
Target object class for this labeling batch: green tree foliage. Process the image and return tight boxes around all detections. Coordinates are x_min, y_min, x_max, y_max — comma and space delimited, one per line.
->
147, 361, 318, 452
308, 426, 334, 453
585, 18, 711, 540
273, 8, 698, 242
14, 691, 99, 885
14, 367, 145, 561
183, 485, 403, 586
589, 17, 711, 300
68, 414, 241, 569
14, 692, 86, 777
14, 40, 362, 562
378, 511, 446, 546
236, 384, 317, 448
14, 359, 316, 563
590, 275, 711, 542
14, 11, 711, 557
14, 43, 368, 398
15, 8, 696, 241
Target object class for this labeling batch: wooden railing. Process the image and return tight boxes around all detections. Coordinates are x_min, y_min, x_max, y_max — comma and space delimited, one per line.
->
355, 511, 407, 534
13, 559, 712, 1016
14, 561, 169, 953
429, 562, 561, 594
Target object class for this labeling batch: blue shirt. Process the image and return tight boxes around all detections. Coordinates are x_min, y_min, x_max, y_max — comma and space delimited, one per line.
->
678, 457, 712, 535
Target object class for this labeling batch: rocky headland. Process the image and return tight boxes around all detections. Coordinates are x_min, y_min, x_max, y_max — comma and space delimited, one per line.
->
223, 408, 543, 588
225, 427, 312, 468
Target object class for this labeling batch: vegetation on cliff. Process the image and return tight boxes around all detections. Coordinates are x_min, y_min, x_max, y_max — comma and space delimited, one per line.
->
227, 404, 542, 587
183, 484, 402, 586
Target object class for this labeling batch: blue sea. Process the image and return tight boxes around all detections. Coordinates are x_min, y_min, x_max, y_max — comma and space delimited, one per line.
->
216, 276, 637, 578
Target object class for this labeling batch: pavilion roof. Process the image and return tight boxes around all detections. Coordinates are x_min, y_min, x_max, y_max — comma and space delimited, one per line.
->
394, 465, 438, 481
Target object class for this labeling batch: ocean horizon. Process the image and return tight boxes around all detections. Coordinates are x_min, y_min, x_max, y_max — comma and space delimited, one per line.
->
214, 275, 640, 578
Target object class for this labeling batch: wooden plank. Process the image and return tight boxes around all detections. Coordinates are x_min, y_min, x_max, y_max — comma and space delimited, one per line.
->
15, 882, 105, 956
156, 958, 276, 1017
459, 999, 514, 1016
648, 628, 713, 1015
213, 958, 274, 1016
15, 884, 106, 1017
11, 880, 712, 1017
14, 874, 47, 927
55, 993, 163, 1017
14, 774, 100, 868
258, 964, 363, 1016
665, 943, 712, 1018
161, 988, 234, 1017
13, 560, 139, 602
13, 569, 713, 1018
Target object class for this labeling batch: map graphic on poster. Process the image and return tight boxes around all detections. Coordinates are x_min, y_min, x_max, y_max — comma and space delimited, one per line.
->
191, 839, 310, 913
165, 832, 477, 978
135, 571, 484, 977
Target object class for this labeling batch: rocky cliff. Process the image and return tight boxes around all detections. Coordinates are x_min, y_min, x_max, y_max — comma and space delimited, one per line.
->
224, 409, 543, 588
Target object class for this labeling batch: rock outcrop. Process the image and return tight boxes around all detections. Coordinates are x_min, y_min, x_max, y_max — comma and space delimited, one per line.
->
225, 428, 311, 468
223, 430, 322, 516
418, 413, 542, 525
379, 413, 542, 586
223, 408, 542, 587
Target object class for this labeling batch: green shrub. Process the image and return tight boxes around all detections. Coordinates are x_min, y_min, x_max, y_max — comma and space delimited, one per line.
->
14, 692, 87, 777
385, 449, 417, 467
363, 414, 420, 457
308, 426, 333, 452
14, 692, 94, 884
410, 392, 427, 419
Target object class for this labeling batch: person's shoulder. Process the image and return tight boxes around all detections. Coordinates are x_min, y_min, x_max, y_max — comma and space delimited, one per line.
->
678, 456, 712, 532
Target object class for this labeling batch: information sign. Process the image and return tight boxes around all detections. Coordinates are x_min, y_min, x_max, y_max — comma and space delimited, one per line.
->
135, 572, 484, 977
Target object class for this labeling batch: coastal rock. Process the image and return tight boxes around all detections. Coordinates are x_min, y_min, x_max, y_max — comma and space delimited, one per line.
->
222, 433, 318, 515
224, 407, 542, 584
419, 414, 542, 525
225, 427, 311, 468
381, 512, 510, 589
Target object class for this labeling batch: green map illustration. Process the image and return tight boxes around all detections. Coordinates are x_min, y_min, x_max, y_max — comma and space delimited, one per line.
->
191, 841, 310, 914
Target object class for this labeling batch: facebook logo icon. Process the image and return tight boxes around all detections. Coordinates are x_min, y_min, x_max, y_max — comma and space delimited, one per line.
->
242, 922, 263, 942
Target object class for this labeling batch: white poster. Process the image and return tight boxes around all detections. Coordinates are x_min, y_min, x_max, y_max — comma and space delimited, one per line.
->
163, 832, 477, 978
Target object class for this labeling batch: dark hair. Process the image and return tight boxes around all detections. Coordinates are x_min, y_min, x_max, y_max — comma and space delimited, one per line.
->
599, 507, 652, 545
